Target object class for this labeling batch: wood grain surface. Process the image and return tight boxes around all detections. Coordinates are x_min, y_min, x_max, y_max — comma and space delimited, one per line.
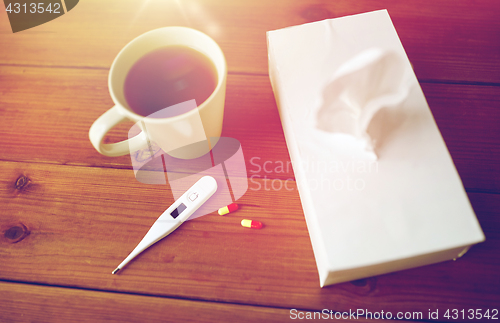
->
0, 0, 499, 84
1, 0, 499, 322
1, 67, 499, 191
1, 280, 427, 323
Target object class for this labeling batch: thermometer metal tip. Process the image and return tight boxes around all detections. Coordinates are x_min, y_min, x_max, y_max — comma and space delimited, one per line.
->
112, 268, 120, 275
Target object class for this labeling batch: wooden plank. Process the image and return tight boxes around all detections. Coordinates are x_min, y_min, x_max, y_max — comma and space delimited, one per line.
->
0, 161, 498, 322
0, 0, 499, 84
0, 281, 417, 323
0, 66, 499, 192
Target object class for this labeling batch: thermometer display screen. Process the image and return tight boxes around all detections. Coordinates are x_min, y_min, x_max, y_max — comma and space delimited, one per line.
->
170, 203, 187, 219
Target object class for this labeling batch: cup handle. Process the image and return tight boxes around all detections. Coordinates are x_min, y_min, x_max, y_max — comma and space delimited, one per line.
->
89, 105, 148, 157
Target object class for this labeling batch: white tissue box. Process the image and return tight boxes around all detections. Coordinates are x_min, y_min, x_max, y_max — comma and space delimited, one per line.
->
267, 10, 485, 287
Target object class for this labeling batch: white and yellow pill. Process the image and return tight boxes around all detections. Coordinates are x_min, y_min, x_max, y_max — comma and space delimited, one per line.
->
218, 203, 238, 215
241, 219, 263, 229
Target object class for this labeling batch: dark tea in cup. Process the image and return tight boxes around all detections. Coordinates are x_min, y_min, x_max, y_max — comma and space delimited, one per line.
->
124, 45, 218, 117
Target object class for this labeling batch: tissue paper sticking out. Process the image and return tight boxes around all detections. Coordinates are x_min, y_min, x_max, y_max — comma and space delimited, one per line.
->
316, 48, 412, 159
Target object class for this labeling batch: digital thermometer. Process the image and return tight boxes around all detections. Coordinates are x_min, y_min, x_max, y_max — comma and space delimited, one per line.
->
112, 176, 218, 274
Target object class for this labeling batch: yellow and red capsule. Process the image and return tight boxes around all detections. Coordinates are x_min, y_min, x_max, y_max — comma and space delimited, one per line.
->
218, 203, 239, 215
241, 219, 263, 229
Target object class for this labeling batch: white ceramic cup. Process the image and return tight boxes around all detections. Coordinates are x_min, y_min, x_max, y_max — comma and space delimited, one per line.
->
89, 27, 227, 159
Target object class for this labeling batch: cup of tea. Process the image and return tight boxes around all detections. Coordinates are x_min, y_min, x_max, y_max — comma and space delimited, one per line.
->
89, 27, 227, 159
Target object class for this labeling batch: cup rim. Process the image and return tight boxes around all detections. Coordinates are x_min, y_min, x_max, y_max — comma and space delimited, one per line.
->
108, 26, 227, 124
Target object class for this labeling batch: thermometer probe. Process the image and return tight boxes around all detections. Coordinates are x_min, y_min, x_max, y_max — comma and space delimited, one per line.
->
112, 176, 218, 274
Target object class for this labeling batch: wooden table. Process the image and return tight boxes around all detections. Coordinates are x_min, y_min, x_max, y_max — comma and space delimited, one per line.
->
1, 1, 499, 322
